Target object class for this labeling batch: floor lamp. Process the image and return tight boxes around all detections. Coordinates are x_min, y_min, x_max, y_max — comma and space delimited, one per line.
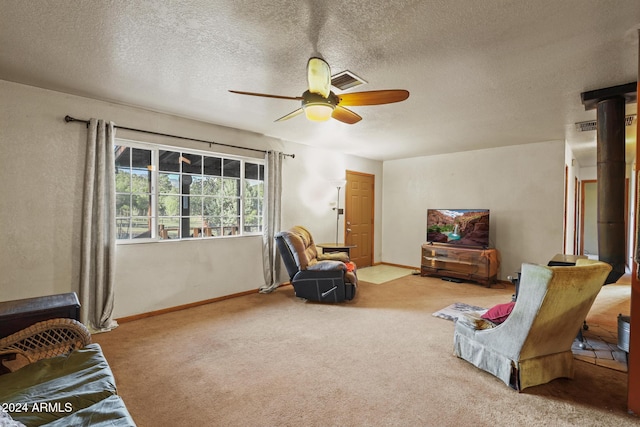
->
332, 180, 347, 244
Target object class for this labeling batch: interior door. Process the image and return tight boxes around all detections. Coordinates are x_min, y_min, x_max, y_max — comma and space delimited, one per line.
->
344, 171, 374, 268
581, 180, 598, 257
580, 179, 630, 265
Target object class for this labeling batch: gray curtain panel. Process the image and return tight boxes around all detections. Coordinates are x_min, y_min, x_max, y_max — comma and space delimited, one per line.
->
79, 119, 118, 332
260, 151, 283, 293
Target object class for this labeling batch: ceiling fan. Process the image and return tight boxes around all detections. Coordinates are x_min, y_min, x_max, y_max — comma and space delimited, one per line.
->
229, 57, 410, 124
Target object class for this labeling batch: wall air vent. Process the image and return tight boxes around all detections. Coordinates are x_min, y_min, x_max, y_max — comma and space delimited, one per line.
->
575, 121, 597, 132
625, 115, 636, 126
331, 70, 367, 91
575, 115, 636, 132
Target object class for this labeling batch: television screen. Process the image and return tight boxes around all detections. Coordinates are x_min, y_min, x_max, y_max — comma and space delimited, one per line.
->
427, 209, 490, 249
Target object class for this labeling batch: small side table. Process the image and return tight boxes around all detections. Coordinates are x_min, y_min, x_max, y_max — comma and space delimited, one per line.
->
316, 243, 357, 258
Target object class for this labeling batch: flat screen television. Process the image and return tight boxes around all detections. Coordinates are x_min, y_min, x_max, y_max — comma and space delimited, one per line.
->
426, 209, 490, 249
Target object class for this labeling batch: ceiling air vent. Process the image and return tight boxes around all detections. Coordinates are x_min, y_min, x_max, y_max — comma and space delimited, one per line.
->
331, 70, 367, 91
575, 115, 636, 132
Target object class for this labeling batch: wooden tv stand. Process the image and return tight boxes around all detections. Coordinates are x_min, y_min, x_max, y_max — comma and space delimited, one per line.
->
421, 244, 498, 286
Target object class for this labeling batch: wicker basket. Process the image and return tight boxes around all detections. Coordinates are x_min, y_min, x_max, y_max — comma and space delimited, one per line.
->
0, 318, 91, 372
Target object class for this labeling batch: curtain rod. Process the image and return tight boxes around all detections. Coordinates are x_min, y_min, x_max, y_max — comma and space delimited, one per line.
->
64, 115, 295, 158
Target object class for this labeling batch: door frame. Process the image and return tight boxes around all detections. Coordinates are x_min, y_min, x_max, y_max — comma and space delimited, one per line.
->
573, 176, 579, 255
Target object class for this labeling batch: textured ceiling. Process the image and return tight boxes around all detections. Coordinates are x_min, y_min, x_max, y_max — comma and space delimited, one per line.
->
1, 0, 638, 165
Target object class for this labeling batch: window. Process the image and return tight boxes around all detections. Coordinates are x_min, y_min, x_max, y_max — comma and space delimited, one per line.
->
114, 146, 153, 239
115, 140, 265, 241
243, 162, 265, 234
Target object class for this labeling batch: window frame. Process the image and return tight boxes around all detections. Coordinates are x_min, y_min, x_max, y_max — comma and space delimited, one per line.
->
114, 138, 265, 244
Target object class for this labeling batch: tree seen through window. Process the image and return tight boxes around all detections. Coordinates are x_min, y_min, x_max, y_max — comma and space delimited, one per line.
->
115, 143, 265, 241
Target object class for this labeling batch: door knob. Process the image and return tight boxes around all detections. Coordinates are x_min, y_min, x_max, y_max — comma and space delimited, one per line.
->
347, 228, 352, 232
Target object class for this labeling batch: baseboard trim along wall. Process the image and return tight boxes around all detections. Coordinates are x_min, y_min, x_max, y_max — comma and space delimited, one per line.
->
116, 289, 260, 323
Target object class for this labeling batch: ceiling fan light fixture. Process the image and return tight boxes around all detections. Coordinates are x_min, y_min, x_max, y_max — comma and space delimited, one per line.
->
229, 57, 409, 125
303, 103, 334, 121
301, 90, 336, 122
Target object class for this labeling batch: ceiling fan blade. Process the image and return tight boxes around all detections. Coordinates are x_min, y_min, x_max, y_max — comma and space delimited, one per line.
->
275, 108, 304, 122
229, 90, 303, 101
332, 106, 362, 124
307, 57, 331, 98
337, 90, 410, 106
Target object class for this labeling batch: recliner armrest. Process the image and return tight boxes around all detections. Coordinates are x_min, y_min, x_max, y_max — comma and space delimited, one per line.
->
317, 252, 350, 263
306, 260, 346, 271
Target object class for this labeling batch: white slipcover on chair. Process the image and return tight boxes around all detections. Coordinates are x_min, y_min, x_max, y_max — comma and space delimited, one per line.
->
453, 259, 612, 391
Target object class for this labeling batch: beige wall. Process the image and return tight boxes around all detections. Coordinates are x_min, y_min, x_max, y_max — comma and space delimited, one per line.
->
0, 78, 569, 316
0, 80, 382, 318
381, 141, 566, 280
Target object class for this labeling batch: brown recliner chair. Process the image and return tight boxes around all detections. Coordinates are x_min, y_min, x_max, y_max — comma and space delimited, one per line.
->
275, 226, 357, 302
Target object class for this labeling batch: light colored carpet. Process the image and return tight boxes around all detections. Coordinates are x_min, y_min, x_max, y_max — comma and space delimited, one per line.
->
93, 275, 636, 427
355, 264, 415, 284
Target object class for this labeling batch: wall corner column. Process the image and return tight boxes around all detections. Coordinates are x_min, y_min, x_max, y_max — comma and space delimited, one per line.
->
629, 28, 640, 416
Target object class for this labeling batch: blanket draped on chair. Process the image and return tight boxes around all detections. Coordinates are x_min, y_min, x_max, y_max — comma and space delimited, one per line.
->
453, 259, 611, 391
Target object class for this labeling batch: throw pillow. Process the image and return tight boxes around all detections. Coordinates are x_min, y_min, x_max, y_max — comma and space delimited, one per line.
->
481, 301, 516, 324
457, 311, 497, 330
